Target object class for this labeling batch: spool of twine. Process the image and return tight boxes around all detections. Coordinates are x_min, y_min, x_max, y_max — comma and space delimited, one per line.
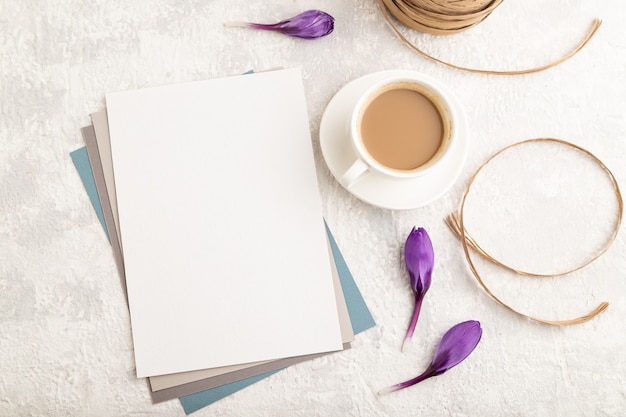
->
381, 0, 503, 35
377, 0, 602, 75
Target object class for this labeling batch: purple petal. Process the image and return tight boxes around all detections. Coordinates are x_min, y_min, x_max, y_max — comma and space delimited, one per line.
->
429, 320, 482, 375
380, 320, 482, 395
404, 227, 434, 295
236, 10, 334, 39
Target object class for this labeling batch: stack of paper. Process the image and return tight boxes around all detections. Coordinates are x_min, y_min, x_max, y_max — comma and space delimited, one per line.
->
70, 68, 375, 414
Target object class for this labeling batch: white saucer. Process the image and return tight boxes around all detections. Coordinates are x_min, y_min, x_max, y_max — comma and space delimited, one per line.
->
319, 70, 470, 210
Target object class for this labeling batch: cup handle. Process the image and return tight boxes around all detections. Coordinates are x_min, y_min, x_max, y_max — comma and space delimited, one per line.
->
340, 158, 369, 188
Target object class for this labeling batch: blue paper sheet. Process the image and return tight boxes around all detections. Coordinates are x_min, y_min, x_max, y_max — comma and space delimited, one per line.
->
70, 147, 109, 242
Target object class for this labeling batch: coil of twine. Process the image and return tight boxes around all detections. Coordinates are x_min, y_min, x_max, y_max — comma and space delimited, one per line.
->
377, 0, 602, 75
381, 0, 503, 35
445, 138, 623, 326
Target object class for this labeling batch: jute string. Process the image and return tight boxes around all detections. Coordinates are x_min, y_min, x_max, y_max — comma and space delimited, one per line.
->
446, 138, 623, 325
377, 0, 602, 75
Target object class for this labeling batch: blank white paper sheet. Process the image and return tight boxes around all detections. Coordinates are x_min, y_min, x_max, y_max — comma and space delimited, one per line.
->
106, 68, 343, 377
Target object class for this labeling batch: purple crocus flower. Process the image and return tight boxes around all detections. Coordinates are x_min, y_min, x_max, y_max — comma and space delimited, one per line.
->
224, 10, 335, 39
402, 226, 434, 351
379, 320, 483, 395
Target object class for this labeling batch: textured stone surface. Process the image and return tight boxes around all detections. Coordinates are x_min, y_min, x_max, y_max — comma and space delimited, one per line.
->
1, 0, 625, 416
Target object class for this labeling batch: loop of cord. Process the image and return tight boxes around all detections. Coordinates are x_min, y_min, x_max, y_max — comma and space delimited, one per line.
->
446, 138, 623, 326
377, 0, 602, 75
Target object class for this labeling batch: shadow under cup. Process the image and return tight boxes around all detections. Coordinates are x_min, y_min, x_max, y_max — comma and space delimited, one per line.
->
354, 80, 454, 177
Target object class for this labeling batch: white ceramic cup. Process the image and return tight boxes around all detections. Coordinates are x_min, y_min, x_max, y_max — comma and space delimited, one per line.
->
340, 73, 458, 188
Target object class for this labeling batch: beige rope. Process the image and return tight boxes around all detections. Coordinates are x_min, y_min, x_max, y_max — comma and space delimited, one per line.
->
447, 138, 622, 325
377, 0, 602, 75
